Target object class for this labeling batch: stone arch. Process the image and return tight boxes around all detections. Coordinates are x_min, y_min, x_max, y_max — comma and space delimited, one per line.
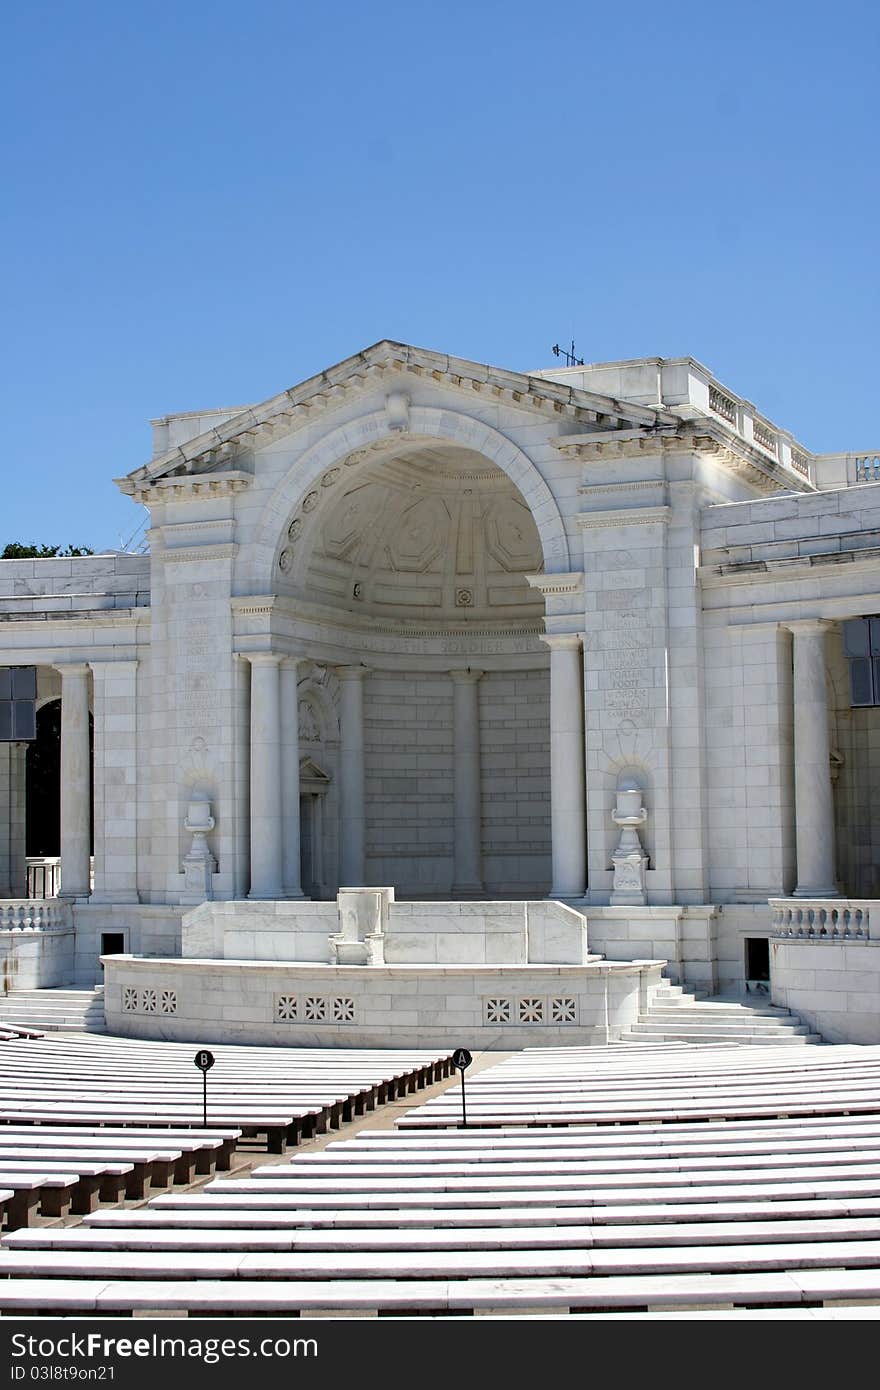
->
248, 405, 571, 594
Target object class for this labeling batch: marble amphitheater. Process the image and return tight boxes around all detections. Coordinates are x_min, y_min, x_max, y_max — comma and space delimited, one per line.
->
2, 341, 880, 1318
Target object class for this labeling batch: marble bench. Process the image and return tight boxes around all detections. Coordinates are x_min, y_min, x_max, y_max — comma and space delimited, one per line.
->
3, 1270, 880, 1315
0, 1174, 79, 1228
10, 1212, 880, 1254
0, 1124, 239, 1172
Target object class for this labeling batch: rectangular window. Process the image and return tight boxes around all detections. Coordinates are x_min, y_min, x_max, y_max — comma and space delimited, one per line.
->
843, 619, 880, 706
0, 667, 37, 741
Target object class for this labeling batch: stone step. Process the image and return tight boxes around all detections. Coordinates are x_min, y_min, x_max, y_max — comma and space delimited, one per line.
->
0, 989, 107, 1035
627, 1019, 810, 1035
621, 1029, 823, 1046
649, 1004, 794, 1019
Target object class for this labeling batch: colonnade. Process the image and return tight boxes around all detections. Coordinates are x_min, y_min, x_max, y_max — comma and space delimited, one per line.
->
241, 643, 590, 900
11, 622, 847, 905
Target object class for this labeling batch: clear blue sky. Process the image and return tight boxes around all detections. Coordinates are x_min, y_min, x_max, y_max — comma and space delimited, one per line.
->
2, 0, 878, 551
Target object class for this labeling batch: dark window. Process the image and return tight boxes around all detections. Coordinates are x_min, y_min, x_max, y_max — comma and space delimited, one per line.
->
0, 667, 37, 741
843, 618, 880, 706
101, 933, 125, 956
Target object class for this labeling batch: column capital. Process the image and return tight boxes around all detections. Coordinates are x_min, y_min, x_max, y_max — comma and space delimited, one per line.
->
449, 668, 484, 683
335, 664, 370, 682
784, 619, 835, 638
241, 651, 284, 667
540, 632, 583, 652
53, 662, 92, 678
89, 659, 139, 676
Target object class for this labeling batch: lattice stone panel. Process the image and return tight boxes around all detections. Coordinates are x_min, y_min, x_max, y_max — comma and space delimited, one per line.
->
483, 996, 579, 1026
121, 986, 178, 1016
276, 995, 357, 1025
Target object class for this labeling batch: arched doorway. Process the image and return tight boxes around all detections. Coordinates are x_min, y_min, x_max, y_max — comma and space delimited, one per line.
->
276, 441, 551, 898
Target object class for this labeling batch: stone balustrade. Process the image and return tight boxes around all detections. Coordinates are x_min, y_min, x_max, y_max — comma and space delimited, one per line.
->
770, 897, 872, 941
0, 900, 73, 931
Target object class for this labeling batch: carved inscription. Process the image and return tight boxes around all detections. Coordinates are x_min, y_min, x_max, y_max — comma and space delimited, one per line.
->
602, 607, 652, 722
178, 620, 217, 733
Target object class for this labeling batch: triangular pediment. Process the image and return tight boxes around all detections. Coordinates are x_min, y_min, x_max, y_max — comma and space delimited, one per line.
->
117, 340, 679, 497
299, 757, 331, 788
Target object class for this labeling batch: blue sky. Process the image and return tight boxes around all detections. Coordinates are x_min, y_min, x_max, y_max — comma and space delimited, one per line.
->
2, 0, 878, 550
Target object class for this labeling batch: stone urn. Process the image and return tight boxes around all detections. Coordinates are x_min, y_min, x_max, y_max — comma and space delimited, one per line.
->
181, 796, 217, 904
610, 777, 649, 906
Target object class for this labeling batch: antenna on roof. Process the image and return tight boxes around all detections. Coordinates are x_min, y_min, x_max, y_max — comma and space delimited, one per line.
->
551, 340, 584, 368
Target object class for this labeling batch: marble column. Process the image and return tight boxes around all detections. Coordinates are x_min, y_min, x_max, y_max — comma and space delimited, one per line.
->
545, 635, 586, 898
280, 658, 304, 898
789, 620, 839, 897
450, 669, 484, 893
246, 654, 284, 899
337, 665, 369, 886
54, 663, 92, 900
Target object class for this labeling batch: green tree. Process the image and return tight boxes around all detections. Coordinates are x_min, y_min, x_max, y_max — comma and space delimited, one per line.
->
1, 543, 95, 559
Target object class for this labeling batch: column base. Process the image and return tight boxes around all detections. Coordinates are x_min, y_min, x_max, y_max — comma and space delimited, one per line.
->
451, 883, 485, 897
792, 886, 841, 898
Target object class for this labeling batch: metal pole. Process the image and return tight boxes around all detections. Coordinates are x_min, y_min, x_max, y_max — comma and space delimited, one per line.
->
203, 1070, 207, 1128
460, 1069, 467, 1128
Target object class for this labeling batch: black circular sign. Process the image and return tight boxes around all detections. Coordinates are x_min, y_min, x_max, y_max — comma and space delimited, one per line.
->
194, 1049, 215, 1072
452, 1048, 472, 1071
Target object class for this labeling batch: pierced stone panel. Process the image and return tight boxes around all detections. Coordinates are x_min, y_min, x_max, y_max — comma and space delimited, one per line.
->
518, 997, 544, 1024
159, 990, 177, 1016
142, 988, 157, 1015
123, 987, 138, 1013
485, 998, 512, 1025
276, 995, 357, 1025
483, 996, 578, 1026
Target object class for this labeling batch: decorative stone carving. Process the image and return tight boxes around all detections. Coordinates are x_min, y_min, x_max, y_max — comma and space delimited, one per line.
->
610, 775, 649, 906
385, 391, 410, 432
181, 796, 216, 904
298, 699, 321, 743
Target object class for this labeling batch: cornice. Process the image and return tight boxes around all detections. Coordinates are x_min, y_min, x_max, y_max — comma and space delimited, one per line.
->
0, 607, 150, 633
117, 470, 253, 504
577, 506, 671, 529
524, 571, 584, 596
561, 416, 815, 497
161, 543, 238, 565
699, 545, 880, 588
579, 480, 666, 496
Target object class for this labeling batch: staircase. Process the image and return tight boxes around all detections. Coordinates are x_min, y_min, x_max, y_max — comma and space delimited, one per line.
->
0, 987, 107, 1035
622, 980, 823, 1045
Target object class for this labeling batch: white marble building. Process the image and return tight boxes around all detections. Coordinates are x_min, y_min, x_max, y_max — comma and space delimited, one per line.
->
2, 342, 879, 1043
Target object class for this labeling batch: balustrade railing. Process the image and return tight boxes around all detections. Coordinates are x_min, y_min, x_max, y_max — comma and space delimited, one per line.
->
0, 899, 72, 931
770, 897, 872, 941
855, 455, 880, 483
